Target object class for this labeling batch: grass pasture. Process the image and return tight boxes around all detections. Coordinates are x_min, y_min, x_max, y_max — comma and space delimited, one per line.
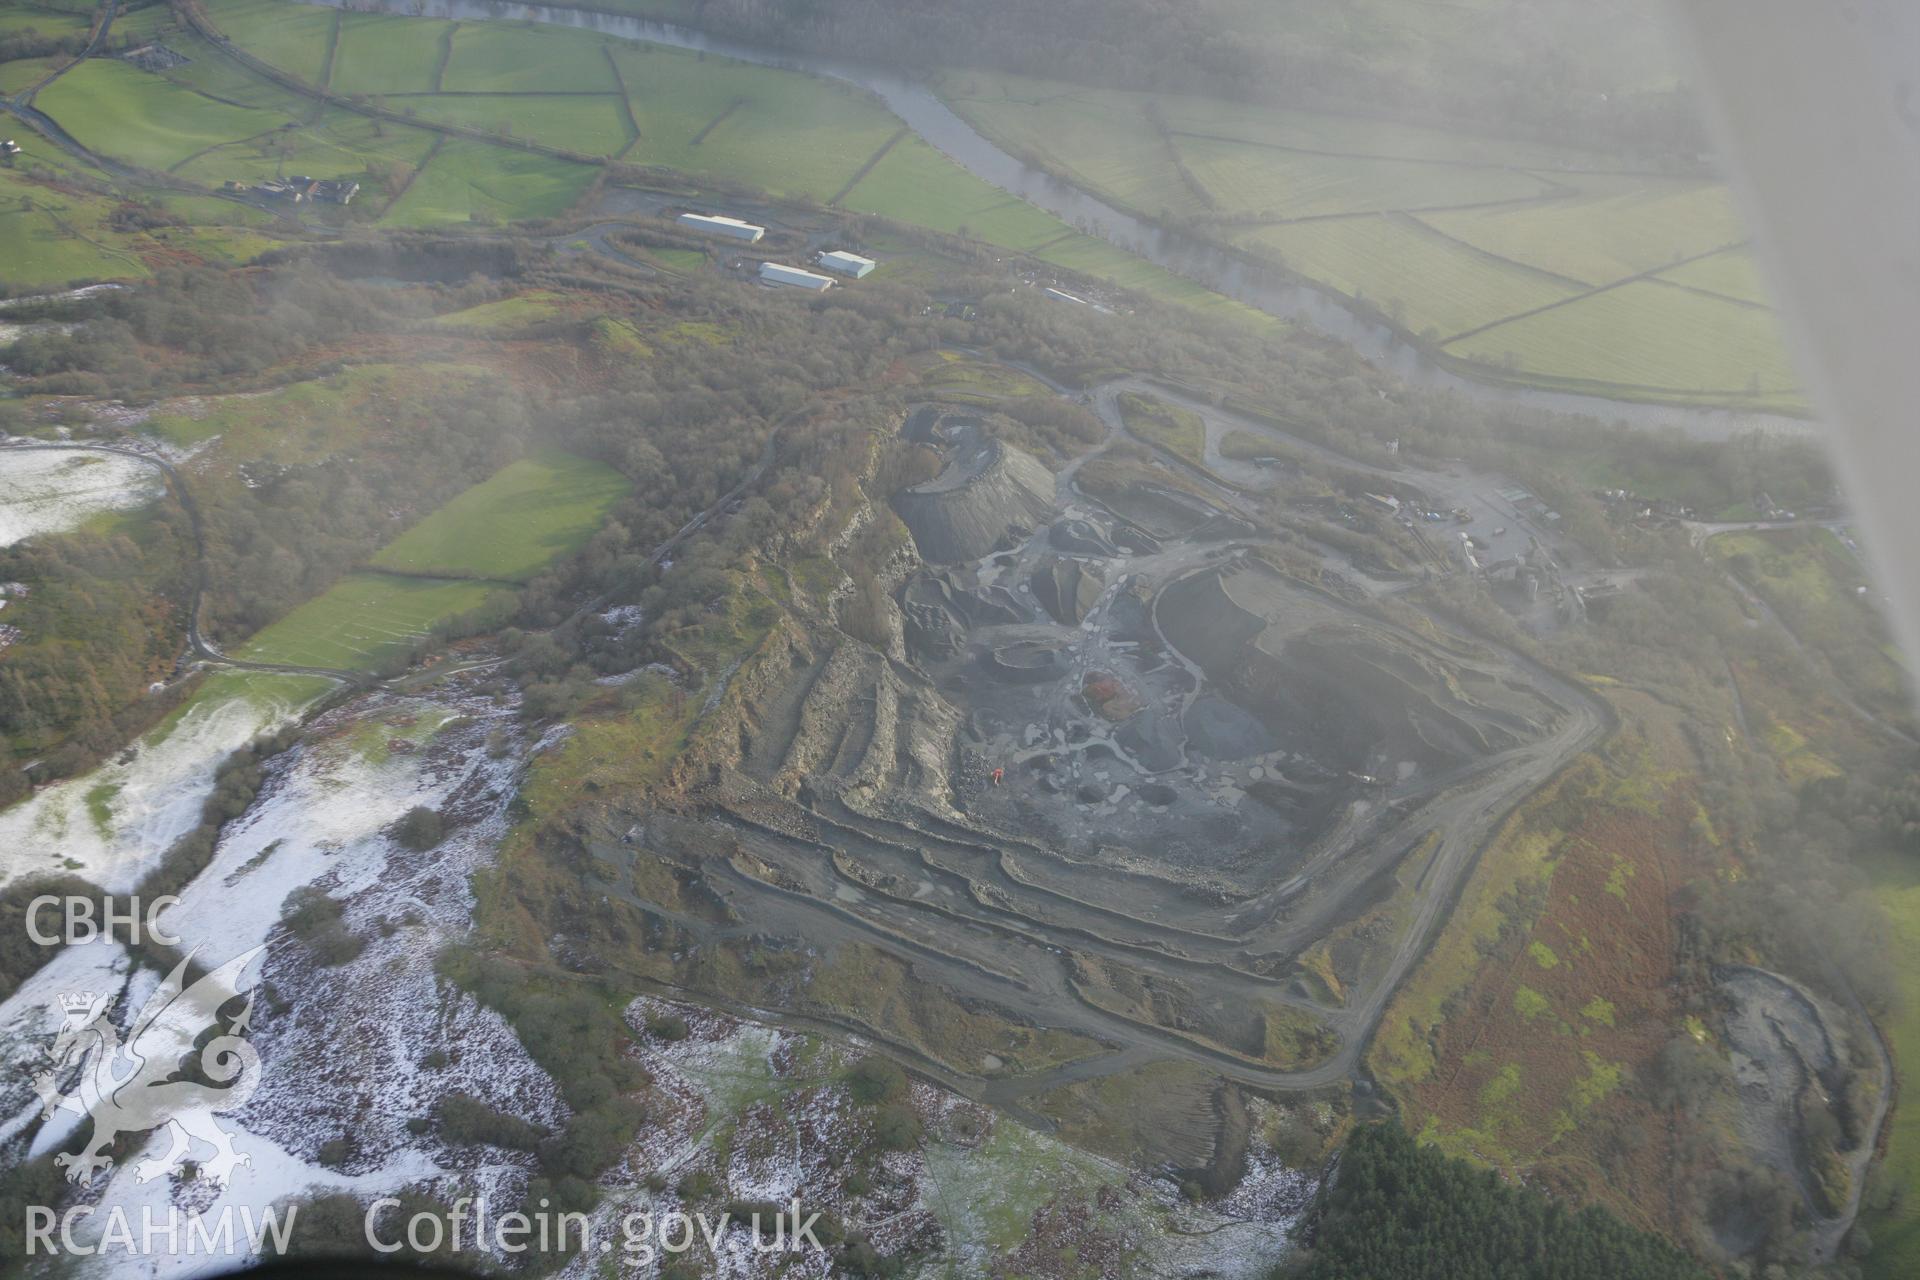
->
432, 289, 573, 332
326, 13, 449, 97
36, 58, 290, 172
1445, 280, 1797, 397
369, 450, 631, 583
202, 0, 338, 87
380, 137, 596, 226
918, 356, 1051, 406
932, 68, 1793, 407
0, 200, 147, 287
1235, 215, 1584, 340
0, 8, 89, 39
609, 42, 901, 202
393, 92, 632, 158
0, 159, 281, 287
175, 104, 439, 196
237, 572, 508, 671
1655, 245, 1774, 307
838, 135, 1067, 251
1415, 177, 1746, 287
1178, 135, 1554, 221
0, 55, 58, 96
927, 78, 1197, 219
441, 22, 618, 94
146, 29, 323, 113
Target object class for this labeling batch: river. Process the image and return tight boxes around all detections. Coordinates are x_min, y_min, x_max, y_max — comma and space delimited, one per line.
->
296, 0, 1812, 440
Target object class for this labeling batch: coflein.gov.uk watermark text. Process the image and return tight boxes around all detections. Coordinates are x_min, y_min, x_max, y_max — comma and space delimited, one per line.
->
26, 1199, 830, 1262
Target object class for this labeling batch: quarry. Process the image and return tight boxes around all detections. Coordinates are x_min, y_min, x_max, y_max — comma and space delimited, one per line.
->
623, 388, 1612, 1179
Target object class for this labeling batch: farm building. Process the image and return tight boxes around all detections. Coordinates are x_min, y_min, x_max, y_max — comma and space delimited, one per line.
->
248, 176, 360, 204
818, 250, 876, 278
759, 262, 835, 292
123, 43, 190, 72
678, 212, 766, 242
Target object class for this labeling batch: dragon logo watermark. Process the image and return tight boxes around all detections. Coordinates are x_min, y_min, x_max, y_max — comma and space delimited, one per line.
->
34, 946, 266, 1187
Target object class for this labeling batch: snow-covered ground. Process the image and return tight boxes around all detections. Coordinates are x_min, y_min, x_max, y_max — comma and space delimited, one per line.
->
0, 450, 164, 547
3, 681, 556, 1277
5, 675, 1314, 1278
0, 672, 330, 892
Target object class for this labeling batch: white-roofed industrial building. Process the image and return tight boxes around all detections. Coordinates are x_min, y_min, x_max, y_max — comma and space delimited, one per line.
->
678, 212, 766, 242
818, 250, 877, 278
759, 262, 836, 291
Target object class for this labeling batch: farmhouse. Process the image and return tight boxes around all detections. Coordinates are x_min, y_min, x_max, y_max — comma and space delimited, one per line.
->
122, 43, 190, 72
244, 176, 360, 204
818, 250, 876, 278
759, 262, 835, 292
678, 212, 766, 243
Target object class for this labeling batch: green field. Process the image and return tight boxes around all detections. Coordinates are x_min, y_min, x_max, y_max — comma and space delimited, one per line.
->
932, 68, 1794, 406
1416, 177, 1746, 286
0, 154, 284, 287
929, 78, 1197, 218
1446, 280, 1798, 396
369, 450, 631, 583
176, 104, 439, 192
394, 92, 632, 158
442, 22, 618, 94
237, 448, 629, 666
0, 200, 148, 287
146, 29, 320, 112
327, 13, 449, 96
37, 58, 292, 171
380, 137, 597, 226
0, 7, 90, 38
839, 135, 1068, 250
237, 572, 509, 670
1235, 215, 1584, 340
934, 72, 1555, 223
202, 0, 338, 85
0, 54, 57, 95
1180, 134, 1554, 220
1655, 245, 1774, 307
609, 42, 901, 202
18, 0, 1795, 405
432, 290, 573, 331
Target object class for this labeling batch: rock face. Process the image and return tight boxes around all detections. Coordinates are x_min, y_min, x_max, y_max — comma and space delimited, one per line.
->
1160, 561, 1564, 771
892, 438, 1055, 564
900, 570, 1023, 661
1029, 556, 1104, 626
